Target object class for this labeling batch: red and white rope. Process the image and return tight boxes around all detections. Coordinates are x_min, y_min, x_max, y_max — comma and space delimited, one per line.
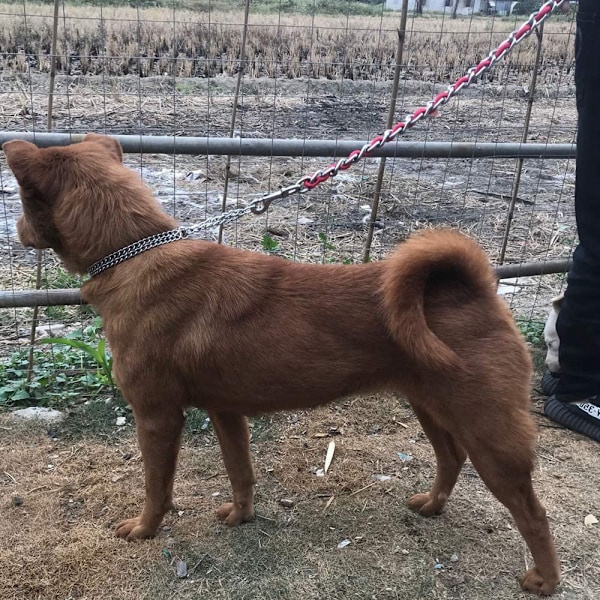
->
190, 0, 569, 229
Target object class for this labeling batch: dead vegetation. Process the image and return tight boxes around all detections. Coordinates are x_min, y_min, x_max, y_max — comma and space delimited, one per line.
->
0, 381, 599, 600
0, 3, 575, 81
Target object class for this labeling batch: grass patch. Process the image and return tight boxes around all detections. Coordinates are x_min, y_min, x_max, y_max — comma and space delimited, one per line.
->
0, 316, 115, 407
34, 266, 82, 290
517, 318, 545, 349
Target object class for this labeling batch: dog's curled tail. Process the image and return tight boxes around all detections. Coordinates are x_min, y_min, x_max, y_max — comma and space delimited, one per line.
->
381, 228, 497, 373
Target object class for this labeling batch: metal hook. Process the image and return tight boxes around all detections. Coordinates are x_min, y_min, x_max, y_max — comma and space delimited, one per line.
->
250, 184, 305, 215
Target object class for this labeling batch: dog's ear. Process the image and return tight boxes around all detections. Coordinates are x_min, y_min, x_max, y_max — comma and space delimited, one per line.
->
2, 140, 41, 189
551, 293, 565, 311
83, 133, 123, 163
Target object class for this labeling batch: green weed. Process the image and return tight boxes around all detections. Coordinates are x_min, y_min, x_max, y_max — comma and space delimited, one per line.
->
36, 266, 82, 290
261, 234, 280, 254
318, 232, 353, 264
0, 316, 115, 407
517, 319, 546, 349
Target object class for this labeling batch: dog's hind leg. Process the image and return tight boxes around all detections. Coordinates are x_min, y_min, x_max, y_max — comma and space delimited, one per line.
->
408, 405, 467, 516
115, 404, 185, 540
465, 421, 560, 595
209, 411, 257, 526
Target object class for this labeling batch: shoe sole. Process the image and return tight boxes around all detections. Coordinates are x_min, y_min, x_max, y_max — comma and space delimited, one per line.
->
541, 371, 560, 396
544, 396, 600, 443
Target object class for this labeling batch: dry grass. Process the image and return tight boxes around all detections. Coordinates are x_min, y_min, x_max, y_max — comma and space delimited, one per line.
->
0, 3, 575, 80
1, 373, 599, 599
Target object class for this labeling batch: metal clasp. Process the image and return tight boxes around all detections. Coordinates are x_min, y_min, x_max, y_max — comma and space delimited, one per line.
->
250, 183, 306, 215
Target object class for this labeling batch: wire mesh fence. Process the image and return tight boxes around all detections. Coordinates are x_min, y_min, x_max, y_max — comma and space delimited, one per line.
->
0, 0, 577, 403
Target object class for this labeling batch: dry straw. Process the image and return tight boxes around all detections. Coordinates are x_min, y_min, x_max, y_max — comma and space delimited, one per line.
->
0, 3, 574, 80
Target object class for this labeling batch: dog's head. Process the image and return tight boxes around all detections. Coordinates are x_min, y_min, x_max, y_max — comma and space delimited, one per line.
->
3, 134, 175, 275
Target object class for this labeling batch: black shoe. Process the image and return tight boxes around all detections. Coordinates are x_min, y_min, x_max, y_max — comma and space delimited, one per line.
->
541, 370, 560, 396
544, 395, 600, 442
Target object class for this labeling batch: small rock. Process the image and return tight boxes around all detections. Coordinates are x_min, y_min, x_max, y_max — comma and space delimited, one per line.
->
176, 559, 188, 578
496, 283, 521, 296
35, 323, 67, 336
279, 498, 294, 508
185, 170, 206, 181
584, 514, 598, 526
116, 416, 126, 426
450, 553, 459, 562
11, 407, 65, 424
397, 451, 413, 462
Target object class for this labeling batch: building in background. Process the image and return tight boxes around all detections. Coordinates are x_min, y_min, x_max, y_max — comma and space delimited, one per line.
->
385, 0, 499, 15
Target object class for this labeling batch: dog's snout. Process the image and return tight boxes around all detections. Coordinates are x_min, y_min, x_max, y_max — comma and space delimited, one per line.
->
16, 215, 45, 249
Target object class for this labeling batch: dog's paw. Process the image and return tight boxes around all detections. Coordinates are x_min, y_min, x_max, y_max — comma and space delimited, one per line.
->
216, 502, 255, 526
407, 492, 447, 517
520, 567, 558, 596
115, 517, 158, 541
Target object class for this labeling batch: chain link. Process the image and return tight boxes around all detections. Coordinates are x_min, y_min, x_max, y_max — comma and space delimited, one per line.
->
184, 0, 567, 233
297, 0, 567, 190
89, 0, 568, 275
88, 228, 189, 277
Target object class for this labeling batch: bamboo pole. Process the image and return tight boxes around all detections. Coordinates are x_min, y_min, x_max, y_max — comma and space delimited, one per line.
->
362, 0, 409, 263
498, 22, 545, 265
218, 0, 251, 244
26, 0, 61, 383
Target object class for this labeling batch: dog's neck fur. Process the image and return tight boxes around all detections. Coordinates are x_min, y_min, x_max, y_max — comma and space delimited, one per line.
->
54, 165, 179, 275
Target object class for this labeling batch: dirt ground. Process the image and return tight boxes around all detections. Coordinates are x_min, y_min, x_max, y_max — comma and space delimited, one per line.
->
0, 52, 596, 600
1, 373, 599, 600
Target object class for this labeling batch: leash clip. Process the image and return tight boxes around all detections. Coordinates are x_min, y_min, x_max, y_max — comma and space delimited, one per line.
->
250, 183, 306, 215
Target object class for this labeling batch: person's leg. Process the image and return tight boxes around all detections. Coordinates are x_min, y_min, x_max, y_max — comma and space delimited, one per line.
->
545, 1, 600, 441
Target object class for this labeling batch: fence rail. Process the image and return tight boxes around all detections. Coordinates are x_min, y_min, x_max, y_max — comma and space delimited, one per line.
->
0, 133, 577, 159
0, 258, 572, 309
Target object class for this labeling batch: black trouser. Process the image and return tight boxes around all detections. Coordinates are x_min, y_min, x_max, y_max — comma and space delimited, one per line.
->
555, 0, 600, 399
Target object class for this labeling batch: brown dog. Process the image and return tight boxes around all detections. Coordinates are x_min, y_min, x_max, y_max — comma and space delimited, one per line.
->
3, 134, 559, 595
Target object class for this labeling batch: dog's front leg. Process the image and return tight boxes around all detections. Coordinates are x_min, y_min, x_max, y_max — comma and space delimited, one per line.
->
208, 411, 256, 526
115, 406, 185, 540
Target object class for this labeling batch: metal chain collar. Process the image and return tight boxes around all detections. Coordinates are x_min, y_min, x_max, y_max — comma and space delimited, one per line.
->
88, 0, 568, 276
87, 228, 189, 277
